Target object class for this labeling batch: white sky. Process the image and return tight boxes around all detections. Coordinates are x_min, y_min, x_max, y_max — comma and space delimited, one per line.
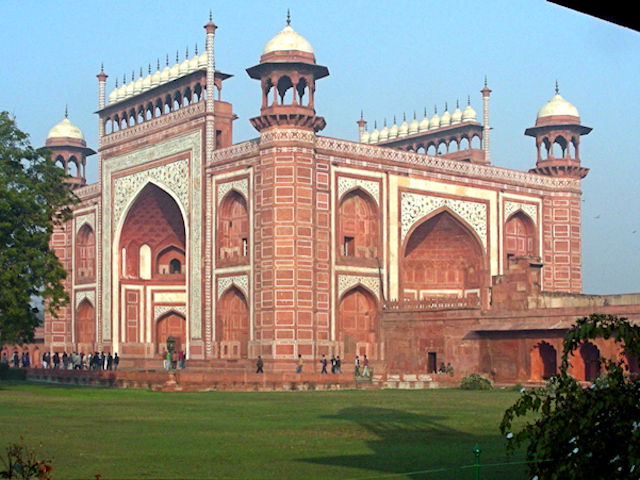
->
0, 0, 638, 294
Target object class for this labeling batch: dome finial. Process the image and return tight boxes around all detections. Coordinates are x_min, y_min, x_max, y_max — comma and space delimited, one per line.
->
65, 105, 68, 119
287, 9, 291, 26
132, 70, 135, 81
148, 63, 151, 74
467, 95, 470, 106
139, 67, 143, 78
157, 59, 160, 70
100, 62, 104, 73
394, 115, 397, 124
445, 102, 448, 111
176, 51, 179, 63
123, 73, 126, 83
434, 105, 438, 114
186, 47, 189, 59
360, 110, 363, 119
166, 54, 169, 66
456, 99, 459, 109
555, 79, 559, 95
403, 112, 406, 121
195, 44, 198, 56
209, 9, 212, 22
413, 110, 416, 120
484, 75, 487, 87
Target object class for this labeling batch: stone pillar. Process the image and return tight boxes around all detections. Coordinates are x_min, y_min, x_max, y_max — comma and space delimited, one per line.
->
481, 79, 491, 164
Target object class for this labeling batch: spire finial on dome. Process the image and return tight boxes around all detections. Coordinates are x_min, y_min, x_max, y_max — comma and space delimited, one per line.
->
148, 64, 151, 74
484, 75, 487, 87
403, 112, 406, 122
413, 110, 416, 119
195, 44, 198, 56
132, 70, 135, 81
424, 107, 427, 117
115, 78, 118, 88
384, 118, 387, 127
123, 73, 126, 83
374, 120, 377, 129
287, 9, 291, 26
555, 80, 559, 95
166, 54, 169, 66
186, 47, 189, 59
157, 59, 160, 70
445, 102, 448, 111
467, 95, 471, 106
65, 105, 68, 119
100, 62, 104, 73
139, 67, 143, 78
434, 105, 437, 114
360, 110, 363, 119
176, 51, 179, 63
209, 9, 212, 22
394, 115, 397, 124
456, 99, 459, 108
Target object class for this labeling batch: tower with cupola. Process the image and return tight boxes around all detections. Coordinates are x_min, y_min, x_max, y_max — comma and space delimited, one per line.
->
526, 86, 591, 293
246, 16, 334, 365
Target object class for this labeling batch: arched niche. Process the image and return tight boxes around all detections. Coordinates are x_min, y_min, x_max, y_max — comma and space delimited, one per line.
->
76, 224, 96, 283
156, 312, 186, 354
572, 342, 600, 382
530, 341, 557, 381
338, 286, 378, 360
505, 211, 537, 260
216, 286, 249, 359
402, 210, 484, 300
338, 189, 380, 264
217, 191, 249, 265
118, 183, 186, 281
76, 299, 95, 349
156, 244, 185, 276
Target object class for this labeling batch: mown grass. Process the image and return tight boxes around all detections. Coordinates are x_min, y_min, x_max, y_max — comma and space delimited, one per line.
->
0, 382, 527, 479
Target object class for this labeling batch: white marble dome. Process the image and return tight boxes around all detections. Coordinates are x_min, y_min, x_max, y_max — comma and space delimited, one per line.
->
263, 25, 314, 56
537, 93, 579, 120
47, 117, 85, 141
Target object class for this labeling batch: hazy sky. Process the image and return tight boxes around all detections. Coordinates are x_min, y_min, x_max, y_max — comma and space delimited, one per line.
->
1, 1, 638, 295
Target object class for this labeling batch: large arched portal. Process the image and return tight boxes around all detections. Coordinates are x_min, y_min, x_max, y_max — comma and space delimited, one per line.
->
338, 286, 378, 360
338, 189, 380, 263
216, 287, 250, 358
530, 341, 557, 381
156, 312, 186, 354
505, 212, 536, 260
76, 299, 95, 351
573, 342, 600, 381
402, 211, 484, 300
118, 183, 186, 356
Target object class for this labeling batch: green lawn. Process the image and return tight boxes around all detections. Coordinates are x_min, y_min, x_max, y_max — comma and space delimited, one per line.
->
0, 382, 527, 479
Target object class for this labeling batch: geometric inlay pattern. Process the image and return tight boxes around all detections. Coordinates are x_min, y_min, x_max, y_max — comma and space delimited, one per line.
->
401, 192, 488, 248
154, 305, 187, 321
217, 275, 249, 300
217, 178, 249, 205
75, 212, 96, 234
337, 177, 380, 206
113, 159, 189, 227
75, 290, 96, 309
504, 200, 538, 225
337, 275, 381, 302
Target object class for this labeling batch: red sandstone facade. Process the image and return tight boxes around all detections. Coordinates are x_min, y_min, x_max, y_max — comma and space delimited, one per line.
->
16, 18, 640, 383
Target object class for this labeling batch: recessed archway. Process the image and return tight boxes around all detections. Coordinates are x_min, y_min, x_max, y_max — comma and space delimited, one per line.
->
217, 190, 249, 265
402, 210, 484, 300
216, 286, 250, 358
505, 211, 537, 260
76, 299, 95, 350
338, 189, 379, 261
156, 312, 186, 354
337, 286, 378, 360
530, 341, 557, 381
76, 224, 96, 283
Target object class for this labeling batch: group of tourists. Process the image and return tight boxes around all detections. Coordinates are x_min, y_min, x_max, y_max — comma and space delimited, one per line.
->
164, 350, 186, 370
354, 355, 371, 377
42, 351, 120, 371
1, 351, 30, 368
319, 355, 343, 374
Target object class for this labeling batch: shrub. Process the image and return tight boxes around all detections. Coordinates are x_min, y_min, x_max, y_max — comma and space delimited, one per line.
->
511, 383, 525, 392
460, 373, 492, 390
0, 438, 53, 479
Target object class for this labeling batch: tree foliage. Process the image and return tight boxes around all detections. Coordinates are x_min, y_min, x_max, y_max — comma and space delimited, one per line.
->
0, 112, 76, 344
501, 314, 640, 479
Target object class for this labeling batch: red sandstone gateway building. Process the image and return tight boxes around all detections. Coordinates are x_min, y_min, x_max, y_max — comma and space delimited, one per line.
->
37, 17, 640, 382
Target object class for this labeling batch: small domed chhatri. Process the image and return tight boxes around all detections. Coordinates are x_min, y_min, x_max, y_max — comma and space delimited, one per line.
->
535, 82, 580, 125
259, 11, 317, 65
46, 115, 86, 144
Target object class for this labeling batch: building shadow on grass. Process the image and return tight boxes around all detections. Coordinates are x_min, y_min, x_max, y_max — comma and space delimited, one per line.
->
300, 407, 521, 479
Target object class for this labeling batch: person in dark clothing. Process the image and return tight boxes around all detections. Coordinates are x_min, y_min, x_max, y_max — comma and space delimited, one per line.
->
113, 353, 120, 371
335, 356, 343, 374
256, 356, 264, 373
320, 355, 328, 374
331, 355, 337, 374
107, 353, 113, 371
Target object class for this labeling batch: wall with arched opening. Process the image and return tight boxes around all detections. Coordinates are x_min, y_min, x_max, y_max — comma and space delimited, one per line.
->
530, 341, 557, 381
76, 299, 96, 350
156, 312, 186, 354
217, 191, 249, 265
505, 211, 537, 260
76, 224, 96, 283
337, 189, 379, 264
402, 210, 484, 300
216, 286, 250, 358
337, 286, 378, 361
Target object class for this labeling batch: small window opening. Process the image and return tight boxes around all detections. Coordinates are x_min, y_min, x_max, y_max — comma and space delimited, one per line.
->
344, 236, 355, 256
242, 238, 248, 257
